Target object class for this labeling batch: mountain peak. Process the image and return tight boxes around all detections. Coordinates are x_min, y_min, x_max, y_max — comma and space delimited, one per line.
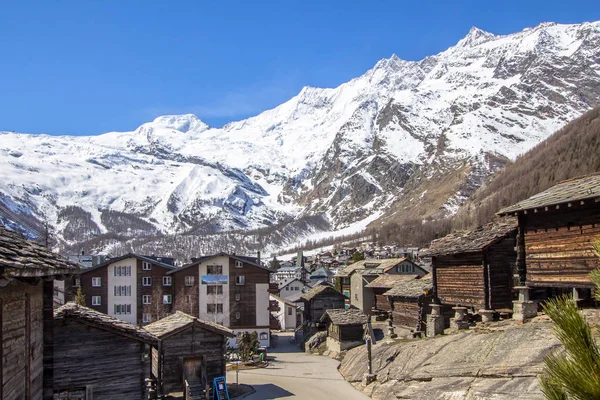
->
456, 26, 495, 47
151, 114, 209, 133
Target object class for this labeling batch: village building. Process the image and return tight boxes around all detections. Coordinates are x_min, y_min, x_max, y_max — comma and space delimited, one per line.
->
422, 219, 518, 317
144, 311, 234, 398
271, 266, 303, 282
168, 253, 276, 347
270, 294, 302, 331
365, 274, 420, 314
0, 225, 79, 399
335, 258, 428, 313
497, 173, 600, 305
71, 253, 178, 326
383, 275, 434, 334
53, 302, 157, 399
320, 308, 368, 352
308, 266, 334, 284
297, 284, 346, 324
277, 277, 310, 299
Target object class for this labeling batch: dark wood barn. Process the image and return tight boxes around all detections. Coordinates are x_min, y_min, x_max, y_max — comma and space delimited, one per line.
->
423, 219, 518, 311
53, 302, 157, 399
320, 308, 368, 352
383, 275, 433, 332
498, 173, 600, 297
297, 284, 346, 323
365, 274, 419, 314
144, 311, 234, 397
0, 225, 79, 400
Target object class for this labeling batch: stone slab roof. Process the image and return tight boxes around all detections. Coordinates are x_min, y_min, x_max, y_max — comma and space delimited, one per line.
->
383, 275, 433, 298
335, 258, 410, 277
0, 225, 79, 278
83, 252, 178, 273
299, 283, 344, 302
420, 219, 517, 257
55, 302, 157, 344
321, 308, 368, 326
143, 311, 234, 339
365, 274, 419, 289
498, 172, 600, 215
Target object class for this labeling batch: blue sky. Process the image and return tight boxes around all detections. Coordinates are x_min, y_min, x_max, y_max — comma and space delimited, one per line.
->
1, 0, 599, 135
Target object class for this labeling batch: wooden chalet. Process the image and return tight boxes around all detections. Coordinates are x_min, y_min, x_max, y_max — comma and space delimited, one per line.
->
498, 173, 600, 298
0, 225, 79, 400
53, 302, 157, 399
320, 308, 368, 352
422, 219, 518, 312
365, 274, 419, 314
144, 311, 234, 397
383, 275, 433, 333
297, 284, 346, 324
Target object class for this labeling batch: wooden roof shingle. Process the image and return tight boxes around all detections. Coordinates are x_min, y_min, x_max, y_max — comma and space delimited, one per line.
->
365, 274, 419, 289
335, 258, 411, 278
320, 308, 368, 326
0, 225, 79, 278
383, 275, 433, 298
143, 311, 234, 339
420, 219, 517, 257
55, 302, 157, 344
497, 173, 600, 216
298, 284, 344, 302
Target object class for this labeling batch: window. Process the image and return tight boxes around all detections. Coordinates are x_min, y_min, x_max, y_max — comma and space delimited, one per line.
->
207, 303, 223, 313
260, 332, 268, 341
92, 277, 101, 287
143, 313, 151, 323
235, 260, 243, 268
73, 278, 81, 287
142, 277, 152, 286
185, 276, 195, 286
207, 285, 223, 295
162, 276, 172, 286
235, 312, 241, 320
115, 265, 132, 276
207, 265, 223, 275
163, 295, 172, 304
114, 304, 132, 314
92, 296, 101, 306
288, 307, 293, 316
235, 293, 241, 301
343, 290, 350, 298
235, 276, 245, 286
114, 285, 131, 296
285, 286, 289, 291
142, 295, 151, 304
142, 261, 152, 270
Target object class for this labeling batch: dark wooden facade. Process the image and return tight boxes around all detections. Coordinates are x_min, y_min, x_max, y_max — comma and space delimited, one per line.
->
53, 303, 156, 400
299, 285, 346, 323
384, 275, 433, 332
145, 312, 234, 396
320, 309, 367, 345
227, 258, 270, 330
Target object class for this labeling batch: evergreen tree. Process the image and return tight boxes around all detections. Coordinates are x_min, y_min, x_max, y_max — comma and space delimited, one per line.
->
352, 250, 365, 263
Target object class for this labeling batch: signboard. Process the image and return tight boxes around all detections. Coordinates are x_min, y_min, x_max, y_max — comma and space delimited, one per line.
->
213, 376, 230, 400
201, 275, 229, 285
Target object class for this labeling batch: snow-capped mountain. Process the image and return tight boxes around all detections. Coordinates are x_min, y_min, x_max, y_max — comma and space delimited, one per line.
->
1, 21, 600, 254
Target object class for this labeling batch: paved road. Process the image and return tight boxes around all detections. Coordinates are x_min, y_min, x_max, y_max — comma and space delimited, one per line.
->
227, 332, 370, 400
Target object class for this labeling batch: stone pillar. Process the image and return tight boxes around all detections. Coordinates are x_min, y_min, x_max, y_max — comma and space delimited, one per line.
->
479, 309, 494, 323
426, 304, 445, 337
450, 306, 469, 331
387, 319, 397, 339
513, 287, 537, 322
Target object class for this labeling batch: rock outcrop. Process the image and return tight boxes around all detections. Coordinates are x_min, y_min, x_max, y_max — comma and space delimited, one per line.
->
339, 321, 560, 399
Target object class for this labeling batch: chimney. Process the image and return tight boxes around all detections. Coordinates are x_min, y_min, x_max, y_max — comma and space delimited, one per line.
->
257, 251, 261, 265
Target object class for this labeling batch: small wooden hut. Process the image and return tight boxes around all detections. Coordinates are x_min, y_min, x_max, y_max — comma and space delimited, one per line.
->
53, 302, 157, 399
320, 308, 368, 352
365, 274, 419, 314
423, 219, 518, 312
0, 225, 79, 399
497, 173, 600, 298
297, 284, 346, 323
144, 311, 234, 397
383, 275, 433, 332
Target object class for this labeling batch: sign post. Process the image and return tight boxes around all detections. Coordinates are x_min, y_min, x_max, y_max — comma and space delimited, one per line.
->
362, 320, 377, 386
212, 376, 230, 400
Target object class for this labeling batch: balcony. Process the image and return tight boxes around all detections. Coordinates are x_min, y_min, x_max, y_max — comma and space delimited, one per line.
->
268, 282, 279, 294
268, 300, 280, 312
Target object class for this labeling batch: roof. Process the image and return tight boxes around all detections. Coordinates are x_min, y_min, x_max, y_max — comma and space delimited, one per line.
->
55, 302, 157, 344
168, 252, 271, 275
143, 311, 234, 339
498, 173, 600, 216
299, 284, 344, 302
320, 308, 368, 326
0, 225, 79, 278
309, 267, 334, 278
82, 253, 177, 273
383, 275, 433, 298
420, 219, 517, 257
335, 258, 412, 277
270, 293, 297, 307
365, 274, 419, 289
278, 277, 304, 290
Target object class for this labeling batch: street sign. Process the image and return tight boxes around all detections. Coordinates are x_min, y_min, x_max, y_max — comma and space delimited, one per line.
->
213, 376, 230, 400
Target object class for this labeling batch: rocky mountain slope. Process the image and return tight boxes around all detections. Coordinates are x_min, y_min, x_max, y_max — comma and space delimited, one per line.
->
1, 21, 600, 254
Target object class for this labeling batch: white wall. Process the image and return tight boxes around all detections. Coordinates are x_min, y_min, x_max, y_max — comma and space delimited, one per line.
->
256, 283, 269, 327
279, 279, 309, 300
107, 257, 137, 325
196, 256, 230, 326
